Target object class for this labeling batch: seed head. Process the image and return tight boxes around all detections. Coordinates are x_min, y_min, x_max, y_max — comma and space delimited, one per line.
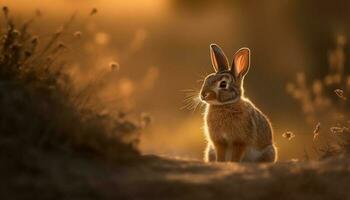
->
110, 62, 120, 71
313, 122, 321, 141
58, 42, 66, 49
282, 131, 295, 140
140, 112, 152, 127
334, 89, 346, 100
73, 31, 82, 38
90, 8, 98, 16
330, 126, 349, 134
12, 29, 20, 37
2, 34, 7, 40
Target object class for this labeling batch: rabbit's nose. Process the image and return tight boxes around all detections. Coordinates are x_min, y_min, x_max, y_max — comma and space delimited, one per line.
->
201, 91, 216, 101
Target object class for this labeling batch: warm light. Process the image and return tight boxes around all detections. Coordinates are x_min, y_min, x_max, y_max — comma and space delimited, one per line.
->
3, 0, 170, 18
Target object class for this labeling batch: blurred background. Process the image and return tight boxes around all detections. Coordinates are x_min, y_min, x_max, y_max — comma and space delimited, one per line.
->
4, 0, 350, 161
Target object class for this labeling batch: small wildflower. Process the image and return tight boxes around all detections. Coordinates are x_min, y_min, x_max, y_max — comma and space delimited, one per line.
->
313, 122, 321, 141
330, 126, 349, 134
140, 112, 152, 127
12, 29, 20, 37
334, 89, 347, 100
90, 8, 98, 16
282, 131, 295, 140
110, 62, 120, 71
73, 31, 82, 38
58, 42, 66, 49
330, 127, 343, 134
1, 35, 7, 42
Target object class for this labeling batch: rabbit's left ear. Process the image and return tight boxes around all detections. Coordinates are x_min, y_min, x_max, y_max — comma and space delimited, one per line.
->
210, 44, 229, 72
231, 48, 250, 79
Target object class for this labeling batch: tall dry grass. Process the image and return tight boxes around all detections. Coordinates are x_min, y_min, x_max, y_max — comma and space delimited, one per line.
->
0, 6, 144, 164
286, 34, 350, 159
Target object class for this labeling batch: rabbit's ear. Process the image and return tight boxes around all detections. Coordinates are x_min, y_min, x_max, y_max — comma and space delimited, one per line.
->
231, 48, 250, 79
210, 44, 229, 72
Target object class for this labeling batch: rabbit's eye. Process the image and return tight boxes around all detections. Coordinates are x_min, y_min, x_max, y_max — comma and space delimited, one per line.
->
219, 81, 227, 89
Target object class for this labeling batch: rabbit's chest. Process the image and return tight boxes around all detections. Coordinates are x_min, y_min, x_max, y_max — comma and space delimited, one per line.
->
205, 109, 254, 144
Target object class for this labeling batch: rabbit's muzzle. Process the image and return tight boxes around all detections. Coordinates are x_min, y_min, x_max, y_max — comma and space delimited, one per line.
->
200, 90, 216, 101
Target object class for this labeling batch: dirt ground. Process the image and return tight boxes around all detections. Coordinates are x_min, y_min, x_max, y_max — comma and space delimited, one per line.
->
3, 150, 350, 200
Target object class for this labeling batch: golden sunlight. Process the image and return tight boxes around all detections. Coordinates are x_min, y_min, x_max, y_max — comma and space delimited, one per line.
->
3, 1, 350, 199
4, 0, 170, 17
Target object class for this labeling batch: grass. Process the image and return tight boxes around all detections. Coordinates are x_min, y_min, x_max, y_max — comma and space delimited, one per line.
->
286, 33, 350, 159
0, 7, 141, 169
0, 6, 152, 198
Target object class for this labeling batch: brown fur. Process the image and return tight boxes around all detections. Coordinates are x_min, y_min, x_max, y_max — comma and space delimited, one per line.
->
204, 99, 277, 162
200, 44, 277, 163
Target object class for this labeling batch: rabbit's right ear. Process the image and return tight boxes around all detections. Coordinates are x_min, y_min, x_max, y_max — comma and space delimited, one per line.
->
210, 44, 229, 72
231, 48, 250, 79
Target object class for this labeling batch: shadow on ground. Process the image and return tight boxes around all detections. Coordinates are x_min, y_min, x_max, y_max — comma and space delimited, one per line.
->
3, 151, 350, 200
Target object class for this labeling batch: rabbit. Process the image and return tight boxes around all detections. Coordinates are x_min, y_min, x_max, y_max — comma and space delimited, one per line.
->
200, 44, 277, 163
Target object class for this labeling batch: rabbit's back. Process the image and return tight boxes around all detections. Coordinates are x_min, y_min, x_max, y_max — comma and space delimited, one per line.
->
249, 103, 274, 148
